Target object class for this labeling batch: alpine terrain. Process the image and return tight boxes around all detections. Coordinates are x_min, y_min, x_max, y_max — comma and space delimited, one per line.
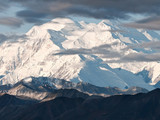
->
0, 18, 160, 90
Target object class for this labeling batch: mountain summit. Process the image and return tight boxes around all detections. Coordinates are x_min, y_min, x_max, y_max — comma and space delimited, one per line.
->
0, 18, 160, 90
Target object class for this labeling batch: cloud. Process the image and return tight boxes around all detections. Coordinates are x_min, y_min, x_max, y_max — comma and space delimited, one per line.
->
0, 17, 23, 27
13, 0, 160, 14
16, 10, 47, 23
1, 0, 160, 29
54, 40, 160, 63
0, 33, 27, 44
5, 0, 160, 24
54, 42, 122, 58
140, 41, 160, 50
0, 1, 10, 11
105, 53, 160, 63
123, 16, 160, 30
125, 41, 160, 50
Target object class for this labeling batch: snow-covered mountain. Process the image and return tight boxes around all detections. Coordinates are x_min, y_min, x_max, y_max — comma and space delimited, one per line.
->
6, 76, 148, 100
0, 18, 160, 90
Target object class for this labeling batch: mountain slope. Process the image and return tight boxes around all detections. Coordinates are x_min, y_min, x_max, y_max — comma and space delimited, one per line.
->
0, 94, 37, 120
13, 97, 85, 120
0, 18, 160, 90
57, 89, 160, 120
7, 76, 148, 100
2, 88, 160, 120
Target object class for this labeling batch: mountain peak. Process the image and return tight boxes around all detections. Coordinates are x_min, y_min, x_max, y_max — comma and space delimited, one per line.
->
98, 19, 113, 26
51, 17, 75, 24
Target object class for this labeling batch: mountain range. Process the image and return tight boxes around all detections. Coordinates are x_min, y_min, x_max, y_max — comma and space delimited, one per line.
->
0, 18, 160, 90
0, 76, 148, 100
0, 88, 160, 120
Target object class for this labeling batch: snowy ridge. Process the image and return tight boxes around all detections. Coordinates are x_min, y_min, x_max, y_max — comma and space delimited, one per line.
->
7, 76, 148, 100
0, 18, 160, 90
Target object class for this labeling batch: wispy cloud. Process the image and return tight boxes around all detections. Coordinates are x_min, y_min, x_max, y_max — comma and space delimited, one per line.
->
0, 17, 23, 27
123, 16, 160, 30
105, 53, 160, 63
54, 41, 160, 63
54, 42, 122, 58
125, 41, 160, 50
0, 33, 27, 44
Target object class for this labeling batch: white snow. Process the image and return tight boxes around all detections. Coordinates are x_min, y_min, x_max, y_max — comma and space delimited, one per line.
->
0, 18, 160, 90
23, 77, 32, 83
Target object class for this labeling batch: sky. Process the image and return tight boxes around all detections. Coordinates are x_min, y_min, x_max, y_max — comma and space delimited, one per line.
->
1, 0, 160, 34
1, 0, 160, 62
